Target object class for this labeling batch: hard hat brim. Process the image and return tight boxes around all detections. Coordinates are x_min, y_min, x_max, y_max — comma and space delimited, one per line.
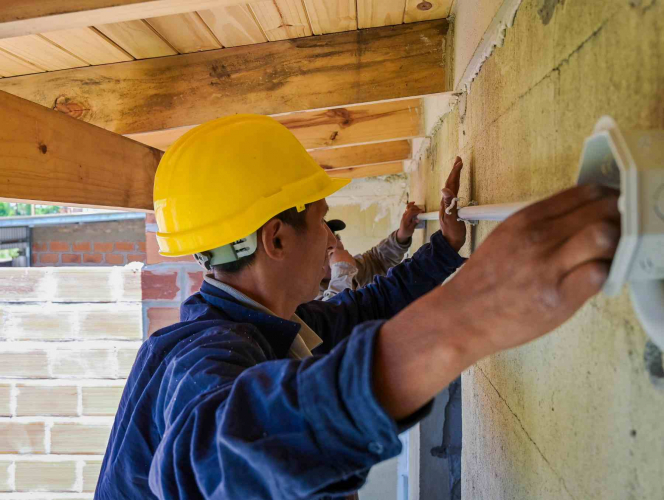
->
156, 175, 350, 257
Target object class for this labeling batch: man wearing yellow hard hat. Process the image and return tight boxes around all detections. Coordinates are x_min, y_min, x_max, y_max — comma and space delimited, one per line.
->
95, 115, 619, 499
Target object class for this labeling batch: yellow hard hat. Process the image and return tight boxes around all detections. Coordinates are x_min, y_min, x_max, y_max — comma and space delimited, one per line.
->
153, 114, 350, 257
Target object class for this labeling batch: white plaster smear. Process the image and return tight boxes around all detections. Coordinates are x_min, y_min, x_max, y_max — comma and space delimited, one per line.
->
456, 0, 524, 93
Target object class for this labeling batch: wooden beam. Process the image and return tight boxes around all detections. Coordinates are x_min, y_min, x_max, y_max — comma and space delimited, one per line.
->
310, 140, 411, 170
0, 90, 161, 211
0, 0, 247, 39
127, 99, 424, 151
0, 20, 448, 136
327, 161, 404, 179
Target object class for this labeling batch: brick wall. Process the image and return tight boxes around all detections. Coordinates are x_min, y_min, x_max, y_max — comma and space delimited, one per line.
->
32, 219, 146, 267
143, 214, 203, 337
0, 267, 141, 498
0, 216, 207, 497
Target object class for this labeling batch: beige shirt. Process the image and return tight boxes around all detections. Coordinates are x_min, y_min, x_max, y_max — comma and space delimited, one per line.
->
204, 276, 322, 359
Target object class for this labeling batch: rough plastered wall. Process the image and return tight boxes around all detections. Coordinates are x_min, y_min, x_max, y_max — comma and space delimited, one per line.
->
411, 0, 664, 498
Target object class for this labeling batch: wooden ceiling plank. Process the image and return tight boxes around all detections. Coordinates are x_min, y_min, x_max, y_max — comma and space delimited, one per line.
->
0, 90, 161, 211
0, 35, 88, 71
41, 27, 133, 65
278, 99, 424, 150
198, 5, 267, 48
250, 0, 312, 41
95, 20, 177, 59
326, 161, 404, 179
309, 140, 411, 170
302, 0, 357, 35
126, 99, 424, 151
0, 48, 44, 77
0, 1, 249, 39
404, 0, 453, 23
357, 0, 406, 29
146, 12, 223, 53
0, 20, 447, 136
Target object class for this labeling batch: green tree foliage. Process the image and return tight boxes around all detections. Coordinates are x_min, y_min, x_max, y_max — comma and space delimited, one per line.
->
0, 202, 61, 217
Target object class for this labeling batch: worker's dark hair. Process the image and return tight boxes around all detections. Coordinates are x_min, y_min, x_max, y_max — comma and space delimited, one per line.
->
212, 204, 310, 275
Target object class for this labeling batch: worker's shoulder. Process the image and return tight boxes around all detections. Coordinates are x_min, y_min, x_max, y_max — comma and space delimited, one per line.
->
145, 317, 271, 365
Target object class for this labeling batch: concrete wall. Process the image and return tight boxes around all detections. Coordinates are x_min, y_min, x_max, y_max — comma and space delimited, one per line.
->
411, 0, 664, 498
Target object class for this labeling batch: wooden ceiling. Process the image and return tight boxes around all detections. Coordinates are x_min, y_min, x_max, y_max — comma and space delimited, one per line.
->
0, 1, 453, 211
0, 0, 453, 77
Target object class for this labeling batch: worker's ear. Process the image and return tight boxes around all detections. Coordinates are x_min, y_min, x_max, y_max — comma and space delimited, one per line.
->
260, 218, 288, 261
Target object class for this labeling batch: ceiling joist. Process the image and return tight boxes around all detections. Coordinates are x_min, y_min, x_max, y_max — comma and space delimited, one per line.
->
326, 161, 404, 179
127, 99, 424, 151
0, 20, 448, 136
0, 90, 161, 211
310, 140, 411, 170
0, 88, 414, 210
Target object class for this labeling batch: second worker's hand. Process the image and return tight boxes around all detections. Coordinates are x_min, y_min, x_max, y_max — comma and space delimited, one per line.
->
375, 184, 620, 420
397, 202, 425, 244
440, 156, 466, 252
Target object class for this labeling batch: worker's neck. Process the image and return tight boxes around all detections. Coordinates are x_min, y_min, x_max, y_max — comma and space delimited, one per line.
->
213, 266, 297, 320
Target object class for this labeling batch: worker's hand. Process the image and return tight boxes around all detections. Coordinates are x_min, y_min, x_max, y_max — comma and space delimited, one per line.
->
397, 202, 425, 244
441, 184, 620, 354
439, 156, 466, 252
329, 247, 356, 267
376, 184, 620, 420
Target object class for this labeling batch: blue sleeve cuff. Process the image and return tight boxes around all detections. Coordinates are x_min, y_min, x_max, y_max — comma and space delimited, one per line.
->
428, 230, 466, 268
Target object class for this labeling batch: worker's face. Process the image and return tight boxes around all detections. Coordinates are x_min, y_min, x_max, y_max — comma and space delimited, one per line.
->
289, 200, 337, 301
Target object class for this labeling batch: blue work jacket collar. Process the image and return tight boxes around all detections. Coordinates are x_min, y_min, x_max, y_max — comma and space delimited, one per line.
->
187, 280, 305, 359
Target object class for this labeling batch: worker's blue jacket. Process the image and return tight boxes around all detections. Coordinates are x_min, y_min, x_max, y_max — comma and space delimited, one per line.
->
94, 231, 464, 499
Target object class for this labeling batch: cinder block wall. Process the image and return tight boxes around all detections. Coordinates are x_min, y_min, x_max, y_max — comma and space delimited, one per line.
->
0, 267, 142, 497
411, 0, 664, 498
31, 219, 146, 266
0, 217, 211, 496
